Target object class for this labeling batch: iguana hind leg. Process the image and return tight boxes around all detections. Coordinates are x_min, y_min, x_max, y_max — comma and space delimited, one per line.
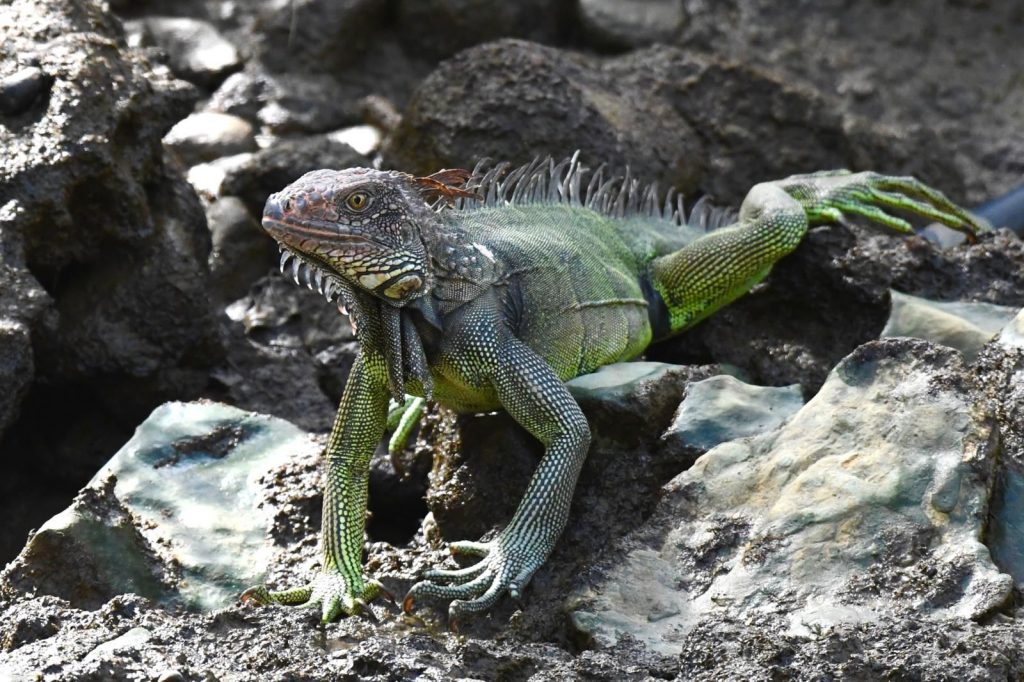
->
650, 171, 990, 337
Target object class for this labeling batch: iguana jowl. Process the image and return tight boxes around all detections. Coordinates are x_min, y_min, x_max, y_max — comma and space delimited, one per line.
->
242, 154, 987, 626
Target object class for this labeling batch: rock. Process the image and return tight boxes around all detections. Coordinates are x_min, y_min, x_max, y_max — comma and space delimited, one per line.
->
205, 68, 271, 124
328, 125, 383, 156
671, 0, 1024, 204
975, 310, 1024, 586
578, 0, 685, 50
205, 196, 274, 302
129, 17, 241, 88
395, 0, 572, 59
0, 477, 174, 610
385, 40, 967, 205
253, 0, 389, 74
652, 225, 1024, 394
163, 112, 256, 166
571, 339, 1011, 654
0, 66, 51, 116
210, 273, 355, 433
663, 374, 804, 452
220, 136, 369, 218
1, 402, 319, 611
0, 0, 222, 564
882, 290, 1020, 362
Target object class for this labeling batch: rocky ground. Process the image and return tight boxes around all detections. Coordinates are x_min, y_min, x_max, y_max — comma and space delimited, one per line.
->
1, 0, 1023, 679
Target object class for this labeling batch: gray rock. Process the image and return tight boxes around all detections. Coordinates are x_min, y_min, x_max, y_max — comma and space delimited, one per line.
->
671, 0, 1024, 204
0, 66, 50, 116
998, 307, 1024, 349
664, 374, 804, 452
163, 112, 256, 166
205, 196, 274, 302
253, 0, 389, 74
571, 339, 1011, 654
385, 39, 967, 205
882, 290, 1020, 361
975, 312, 1024, 587
578, 0, 685, 49
0, 0, 222, 563
396, 0, 572, 59
130, 17, 241, 88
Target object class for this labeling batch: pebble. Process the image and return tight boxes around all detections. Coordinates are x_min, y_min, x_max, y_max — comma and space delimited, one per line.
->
164, 111, 256, 166
0, 66, 49, 116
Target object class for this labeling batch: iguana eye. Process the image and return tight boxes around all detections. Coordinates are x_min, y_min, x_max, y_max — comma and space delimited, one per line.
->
346, 191, 369, 211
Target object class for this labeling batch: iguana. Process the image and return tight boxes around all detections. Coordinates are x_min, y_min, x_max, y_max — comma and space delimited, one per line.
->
241, 154, 987, 627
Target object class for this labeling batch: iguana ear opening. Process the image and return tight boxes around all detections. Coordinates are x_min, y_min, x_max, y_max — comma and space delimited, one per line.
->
412, 169, 480, 206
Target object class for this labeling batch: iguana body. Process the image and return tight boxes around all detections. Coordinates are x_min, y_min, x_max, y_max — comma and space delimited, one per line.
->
242, 155, 986, 626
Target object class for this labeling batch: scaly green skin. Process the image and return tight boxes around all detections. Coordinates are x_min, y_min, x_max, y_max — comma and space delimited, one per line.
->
241, 161, 988, 627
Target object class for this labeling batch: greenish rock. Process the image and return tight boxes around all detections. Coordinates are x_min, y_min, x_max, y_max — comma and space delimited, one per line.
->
1, 401, 317, 612
571, 338, 1011, 654
882, 290, 1019, 361
998, 307, 1024, 349
663, 374, 804, 451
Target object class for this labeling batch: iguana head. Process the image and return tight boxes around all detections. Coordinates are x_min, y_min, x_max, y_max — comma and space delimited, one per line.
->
262, 167, 464, 304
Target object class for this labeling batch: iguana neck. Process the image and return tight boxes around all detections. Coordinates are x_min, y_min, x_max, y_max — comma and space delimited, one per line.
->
425, 216, 502, 283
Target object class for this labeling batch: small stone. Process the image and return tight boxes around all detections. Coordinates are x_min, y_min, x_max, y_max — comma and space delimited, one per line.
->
0, 66, 49, 116
578, 0, 684, 49
156, 670, 185, 682
134, 17, 241, 88
164, 112, 256, 166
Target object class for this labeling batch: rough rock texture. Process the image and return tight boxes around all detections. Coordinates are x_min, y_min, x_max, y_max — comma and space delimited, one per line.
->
669, 0, 1024, 204
209, 273, 356, 433
385, 39, 968, 205
0, 0, 222, 563
572, 339, 1011, 653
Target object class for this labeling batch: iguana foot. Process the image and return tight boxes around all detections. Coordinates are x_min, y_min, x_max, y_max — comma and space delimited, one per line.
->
779, 170, 992, 242
403, 536, 544, 629
386, 395, 426, 455
241, 571, 393, 623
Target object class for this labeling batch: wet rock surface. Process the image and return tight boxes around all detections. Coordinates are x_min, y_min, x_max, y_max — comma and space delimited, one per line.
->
3, 0, 1024, 678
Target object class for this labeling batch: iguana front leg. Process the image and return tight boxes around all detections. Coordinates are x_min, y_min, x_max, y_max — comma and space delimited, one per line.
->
242, 350, 392, 622
404, 335, 591, 628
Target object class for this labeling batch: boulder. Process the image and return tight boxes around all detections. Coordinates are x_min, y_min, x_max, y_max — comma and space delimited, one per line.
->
571, 339, 1011, 653
385, 40, 967, 205
0, 0, 222, 563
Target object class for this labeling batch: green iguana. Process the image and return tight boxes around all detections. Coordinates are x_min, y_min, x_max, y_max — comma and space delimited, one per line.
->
241, 154, 987, 627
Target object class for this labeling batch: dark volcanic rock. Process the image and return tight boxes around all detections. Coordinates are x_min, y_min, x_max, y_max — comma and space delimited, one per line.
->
127, 16, 241, 88
396, 0, 573, 59
0, 0, 221, 562
385, 40, 967, 205
252, 0, 389, 75
672, 0, 1024, 203
205, 196, 274, 302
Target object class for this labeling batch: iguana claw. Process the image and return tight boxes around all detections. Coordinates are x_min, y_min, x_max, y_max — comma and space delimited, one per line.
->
404, 533, 546, 626
241, 572, 390, 624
